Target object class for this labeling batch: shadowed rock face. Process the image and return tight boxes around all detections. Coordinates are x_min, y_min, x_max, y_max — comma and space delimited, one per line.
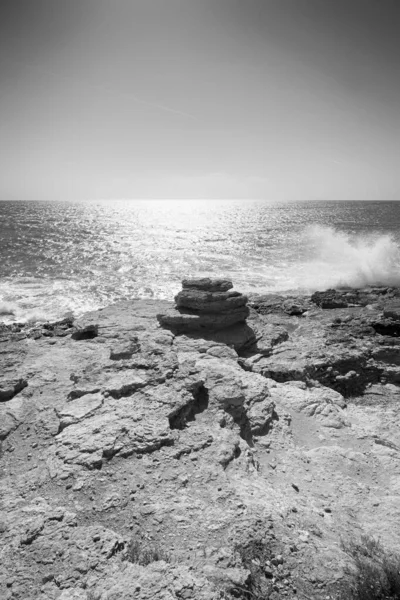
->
0, 377, 27, 402
157, 305, 250, 333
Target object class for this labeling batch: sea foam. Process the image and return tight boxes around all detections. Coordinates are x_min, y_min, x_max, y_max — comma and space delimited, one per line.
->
0, 302, 16, 317
301, 225, 400, 289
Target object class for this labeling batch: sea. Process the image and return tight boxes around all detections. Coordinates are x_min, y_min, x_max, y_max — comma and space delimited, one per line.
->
1, 199, 400, 324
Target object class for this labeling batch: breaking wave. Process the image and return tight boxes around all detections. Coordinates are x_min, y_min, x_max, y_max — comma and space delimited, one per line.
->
300, 225, 400, 290
0, 302, 16, 317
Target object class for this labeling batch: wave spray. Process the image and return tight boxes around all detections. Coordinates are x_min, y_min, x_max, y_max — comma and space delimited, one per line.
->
300, 225, 400, 290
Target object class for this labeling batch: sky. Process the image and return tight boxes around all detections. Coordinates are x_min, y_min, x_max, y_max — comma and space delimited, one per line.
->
0, 0, 399, 201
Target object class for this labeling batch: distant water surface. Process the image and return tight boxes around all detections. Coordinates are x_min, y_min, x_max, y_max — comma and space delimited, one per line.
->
1, 199, 400, 322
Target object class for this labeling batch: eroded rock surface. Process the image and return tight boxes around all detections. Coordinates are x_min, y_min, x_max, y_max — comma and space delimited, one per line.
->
1, 284, 400, 599
0, 377, 28, 402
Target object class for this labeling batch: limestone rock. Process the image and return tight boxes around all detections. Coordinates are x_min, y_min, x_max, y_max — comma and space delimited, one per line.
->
71, 322, 98, 340
3, 288, 400, 600
90, 561, 216, 600
56, 393, 104, 431
110, 336, 141, 360
247, 398, 276, 434
383, 304, 400, 321
158, 278, 251, 337
58, 590, 87, 600
215, 428, 242, 467
373, 317, 400, 336
195, 355, 275, 439
103, 372, 148, 398
175, 288, 247, 312
247, 322, 289, 356
0, 397, 25, 440
172, 335, 238, 360
58, 589, 87, 600
182, 277, 233, 292
0, 377, 27, 402
158, 305, 249, 332
248, 294, 312, 316
248, 294, 287, 314
244, 340, 381, 396
269, 381, 349, 428
311, 287, 395, 310
172, 323, 256, 354
54, 394, 175, 469
311, 290, 350, 308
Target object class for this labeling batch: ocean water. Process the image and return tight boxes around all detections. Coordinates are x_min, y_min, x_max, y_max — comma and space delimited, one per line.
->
1, 199, 400, 323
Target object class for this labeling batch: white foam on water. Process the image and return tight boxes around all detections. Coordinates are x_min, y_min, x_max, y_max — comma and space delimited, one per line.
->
0, 302, 17, 317
23, 311, 50, 325
0, 277, 101, 324
295, 225, 400, 290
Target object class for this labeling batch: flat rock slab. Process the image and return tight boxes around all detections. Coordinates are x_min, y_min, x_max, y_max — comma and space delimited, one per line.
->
157, 306, 249, 333
110, 337, 141, 360
248, 294, 312, 316
76, 299, 173, 335
57, 393, 104, 430
182, 278, 233, 292
268, 380, 348, 429
175, 289, 247, 313
54, 397, 175, 468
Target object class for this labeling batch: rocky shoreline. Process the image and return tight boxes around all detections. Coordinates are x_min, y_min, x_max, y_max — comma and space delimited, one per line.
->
1, 281, 400, 599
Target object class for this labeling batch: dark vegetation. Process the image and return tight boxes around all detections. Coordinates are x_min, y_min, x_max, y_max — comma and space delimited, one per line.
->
124, 538, 171, 566
339, 535, 400, 600
231, 537, 275, 599
225, 532, 400, 600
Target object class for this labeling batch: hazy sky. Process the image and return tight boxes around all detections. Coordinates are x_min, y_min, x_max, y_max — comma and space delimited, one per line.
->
1, 0, 399, 200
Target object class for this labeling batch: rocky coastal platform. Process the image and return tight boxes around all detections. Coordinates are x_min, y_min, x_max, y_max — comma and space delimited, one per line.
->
1, 281, 400, 599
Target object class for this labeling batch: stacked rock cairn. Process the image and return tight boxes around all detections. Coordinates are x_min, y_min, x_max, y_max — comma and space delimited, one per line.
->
157, 278, 249, 333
